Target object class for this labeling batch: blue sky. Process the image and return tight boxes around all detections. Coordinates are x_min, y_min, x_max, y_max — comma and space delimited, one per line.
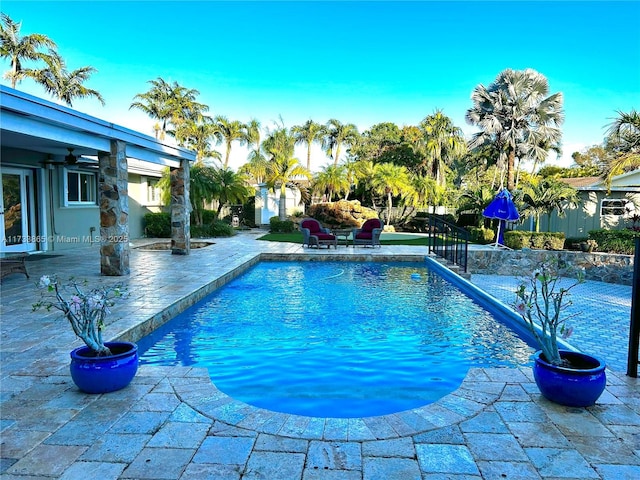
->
2, 0, 639, 172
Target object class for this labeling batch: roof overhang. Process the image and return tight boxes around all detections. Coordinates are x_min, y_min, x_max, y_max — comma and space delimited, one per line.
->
0, 85, 196, 168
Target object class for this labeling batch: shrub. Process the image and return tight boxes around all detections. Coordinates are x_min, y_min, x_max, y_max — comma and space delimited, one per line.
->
144, 212, 171, 238
588, 229, 639, 255
191, 221, 235, 238
269, 217, 295, 233
467, 226, 495, 244
504, 231, 565, 250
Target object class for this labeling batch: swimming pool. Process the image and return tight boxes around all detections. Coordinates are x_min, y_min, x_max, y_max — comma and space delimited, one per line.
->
137, 261, 535, 418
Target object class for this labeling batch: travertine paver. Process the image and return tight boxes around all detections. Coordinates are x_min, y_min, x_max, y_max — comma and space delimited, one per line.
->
0, 233, 638, 479
122, 447, 196, 479
415, 443, 480, 475
362, 456, 422, 480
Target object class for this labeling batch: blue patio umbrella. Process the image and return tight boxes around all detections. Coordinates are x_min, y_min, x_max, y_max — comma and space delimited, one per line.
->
483, 189, 520, 246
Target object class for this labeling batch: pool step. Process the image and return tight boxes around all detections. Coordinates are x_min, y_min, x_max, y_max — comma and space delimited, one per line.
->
434, 257, 472, 280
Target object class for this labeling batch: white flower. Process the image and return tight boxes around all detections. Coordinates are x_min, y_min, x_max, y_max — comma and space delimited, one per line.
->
38, 275, 51, 288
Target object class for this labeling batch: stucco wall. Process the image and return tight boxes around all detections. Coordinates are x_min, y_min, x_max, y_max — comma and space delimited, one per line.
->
468, 249, 634, 285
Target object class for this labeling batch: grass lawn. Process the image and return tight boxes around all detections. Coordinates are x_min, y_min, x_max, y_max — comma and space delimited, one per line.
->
257, 232, 431, 246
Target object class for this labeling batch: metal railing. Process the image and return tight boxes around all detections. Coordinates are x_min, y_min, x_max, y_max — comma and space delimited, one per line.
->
627, 237, 639, 377
425, 214, 469, 273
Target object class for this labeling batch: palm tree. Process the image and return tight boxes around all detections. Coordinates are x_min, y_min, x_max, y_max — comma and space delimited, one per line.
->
213, 116, 247, 169
292, 120, 325, 171
130, 78, 207, 140
262, 128, 310, 220
174, 117, 221, 164
604, 109, 640, 188
0, 13, 56, 88
313, 165, 349, 202
371, 163, 414, 226
28, 50, 104, 107
189, 163, 217, 226
418, 110, 467, 186
466, 68, 564, 191
210, 168, 251, 218
353, 159, 378, 207
323, 119, 359, 166
457, 185, 496, 227
520, 178, 580, 232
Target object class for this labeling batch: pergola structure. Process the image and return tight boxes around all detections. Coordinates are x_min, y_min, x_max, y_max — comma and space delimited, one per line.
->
0, 86, 196, 275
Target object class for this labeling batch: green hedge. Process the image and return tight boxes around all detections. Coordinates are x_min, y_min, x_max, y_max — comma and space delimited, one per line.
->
269, 217, 295, 233
588, 229, 639, 255
191, 221, 235, 238
144, 212, 171, 238
504, 231, 565, 250
466, 226, 495, 244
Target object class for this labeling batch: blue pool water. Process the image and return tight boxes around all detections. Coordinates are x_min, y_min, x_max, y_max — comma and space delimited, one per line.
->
138, 261, 535, 418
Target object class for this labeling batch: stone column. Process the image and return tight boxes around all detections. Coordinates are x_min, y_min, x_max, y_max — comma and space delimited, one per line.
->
170, 158, 190, 255
98, 140, 130, 276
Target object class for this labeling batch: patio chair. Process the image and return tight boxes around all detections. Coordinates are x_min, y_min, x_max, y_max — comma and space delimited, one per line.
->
299, 218, 337, 249
352, 218, 383, 248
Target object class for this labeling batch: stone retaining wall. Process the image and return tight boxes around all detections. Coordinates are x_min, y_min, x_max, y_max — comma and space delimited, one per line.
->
468, 249, 635, 285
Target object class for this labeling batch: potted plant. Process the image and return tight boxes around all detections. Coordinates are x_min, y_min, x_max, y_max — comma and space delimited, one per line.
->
579, 239, 598, 252
33, 275, 138, 394
514, 261, 606, 407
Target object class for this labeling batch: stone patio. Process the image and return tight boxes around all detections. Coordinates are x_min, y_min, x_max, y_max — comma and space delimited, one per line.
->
1, 231, 639, 479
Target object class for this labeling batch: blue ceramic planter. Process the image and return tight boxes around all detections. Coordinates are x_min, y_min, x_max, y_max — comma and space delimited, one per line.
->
70, 341, 138, 394
533, 350, 606, 407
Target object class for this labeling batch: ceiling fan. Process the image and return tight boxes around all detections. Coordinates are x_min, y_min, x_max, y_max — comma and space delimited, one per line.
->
41, 148, 96, 167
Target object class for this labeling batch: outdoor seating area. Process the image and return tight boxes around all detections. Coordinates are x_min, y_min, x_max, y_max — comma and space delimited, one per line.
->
0, 232, 638, 479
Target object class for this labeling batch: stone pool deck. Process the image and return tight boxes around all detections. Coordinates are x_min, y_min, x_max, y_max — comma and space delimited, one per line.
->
1, 230, 639, 479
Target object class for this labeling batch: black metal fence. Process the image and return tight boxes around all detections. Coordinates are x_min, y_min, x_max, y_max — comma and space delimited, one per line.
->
425, 215, 469, 273
627, 237, 639, 377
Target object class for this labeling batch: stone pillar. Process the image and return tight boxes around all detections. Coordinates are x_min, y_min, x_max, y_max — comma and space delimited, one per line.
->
170, 159, 190, 255
98, 140, 130, 275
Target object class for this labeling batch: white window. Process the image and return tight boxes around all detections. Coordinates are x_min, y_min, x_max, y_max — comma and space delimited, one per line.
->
65, 170, 96, 205
600, 198, 630, 216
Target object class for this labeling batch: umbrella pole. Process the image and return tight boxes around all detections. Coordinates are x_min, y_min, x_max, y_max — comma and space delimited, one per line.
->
495, 220, 502, 248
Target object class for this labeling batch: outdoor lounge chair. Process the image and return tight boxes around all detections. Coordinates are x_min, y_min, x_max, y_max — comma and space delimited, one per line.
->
300, 218, 337, 249
352, 218, 383, 248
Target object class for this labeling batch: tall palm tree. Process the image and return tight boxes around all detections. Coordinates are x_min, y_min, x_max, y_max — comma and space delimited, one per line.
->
210, 167, 251, 217
29, 50, 104, 106
262, 128, 310, 220
465, 68, 564, 191
323, 119, 359, 166
604, 109, 640, 188
371, 163, 414, 226
418, 110, 467, 186
130, 78, 207, 140
313, 165, 349, 202
213, 116, 247, 169
292, 120, 325, 171
520, 178, 580, 232
0, 13, 56, 88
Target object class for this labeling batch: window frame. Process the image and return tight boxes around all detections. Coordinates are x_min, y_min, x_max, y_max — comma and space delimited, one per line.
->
63, 168, 97, 206
600, 198, 630, 217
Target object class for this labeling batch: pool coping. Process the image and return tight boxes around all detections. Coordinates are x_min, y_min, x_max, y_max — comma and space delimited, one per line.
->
162, 364, 530, 441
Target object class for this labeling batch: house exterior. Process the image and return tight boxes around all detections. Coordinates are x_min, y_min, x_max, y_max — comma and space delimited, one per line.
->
0, 86, 196, 275
524, 170, 640, 238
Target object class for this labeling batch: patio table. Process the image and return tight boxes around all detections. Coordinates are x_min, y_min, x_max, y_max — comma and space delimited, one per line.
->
332, 228, 352, 247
